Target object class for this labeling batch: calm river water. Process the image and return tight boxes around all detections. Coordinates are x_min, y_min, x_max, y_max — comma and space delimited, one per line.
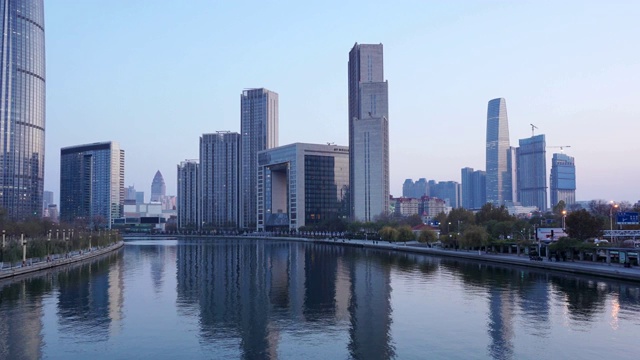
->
1, 238, 640, 359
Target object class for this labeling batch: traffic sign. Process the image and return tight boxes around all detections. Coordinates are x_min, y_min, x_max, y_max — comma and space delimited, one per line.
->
617, 212, 639, 225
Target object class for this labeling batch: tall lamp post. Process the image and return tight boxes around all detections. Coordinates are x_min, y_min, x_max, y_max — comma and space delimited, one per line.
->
562, 210, 567, 230
610, 202, 618, 242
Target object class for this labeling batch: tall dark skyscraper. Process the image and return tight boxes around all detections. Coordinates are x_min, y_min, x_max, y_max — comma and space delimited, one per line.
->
348, 43, 389, 222
60, 142, 125, 228
0, 0, 46, 220
150, 170, 166, 202
240, 88, 278, 230
517, 134, 547, 211
485, 98, 511, 206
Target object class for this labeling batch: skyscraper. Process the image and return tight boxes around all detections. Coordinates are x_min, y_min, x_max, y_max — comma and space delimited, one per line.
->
348, 43, 389, 222
240, 88, 278, 230
200, 131, 240, 229
0, 0, 46, 220
150, 170, 166, 202
60, 142, 125, 228
517, 134, 547, 211
256, 143, 349, 231
550, 153, 576, 207
485, 98, 511, 206
461, 168, 474, 209
177, 160, 200, 230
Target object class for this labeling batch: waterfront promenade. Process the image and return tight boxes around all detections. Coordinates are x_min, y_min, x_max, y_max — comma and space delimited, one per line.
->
0, 241, 124, 280
306, 237, 640, 282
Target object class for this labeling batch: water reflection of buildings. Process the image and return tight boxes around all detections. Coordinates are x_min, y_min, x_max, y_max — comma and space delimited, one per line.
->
0, 252, 124, 358
0, 280, 46, 359
175, 240, 394, 359
57, 252, 125, 339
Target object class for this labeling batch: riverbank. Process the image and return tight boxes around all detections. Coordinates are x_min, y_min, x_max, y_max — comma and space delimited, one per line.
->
0, 241, 124, 280
122, 234, 640, 283
222, 235, 640, 283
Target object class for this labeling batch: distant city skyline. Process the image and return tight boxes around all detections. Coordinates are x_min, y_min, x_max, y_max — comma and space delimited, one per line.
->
42, 2, 640, 205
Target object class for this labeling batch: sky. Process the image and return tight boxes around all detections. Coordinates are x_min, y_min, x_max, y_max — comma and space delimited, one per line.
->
44, 1, 640, 205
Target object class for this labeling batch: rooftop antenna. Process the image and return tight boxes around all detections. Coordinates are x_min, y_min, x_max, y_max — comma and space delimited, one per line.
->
530, 123, 538, 137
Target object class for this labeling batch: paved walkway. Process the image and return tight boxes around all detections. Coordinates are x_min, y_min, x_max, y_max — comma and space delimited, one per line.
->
280, 236, 640, 282
0, 241, 124, 281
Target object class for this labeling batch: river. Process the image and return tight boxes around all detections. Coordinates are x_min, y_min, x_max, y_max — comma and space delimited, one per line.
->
1, 238, 639, 359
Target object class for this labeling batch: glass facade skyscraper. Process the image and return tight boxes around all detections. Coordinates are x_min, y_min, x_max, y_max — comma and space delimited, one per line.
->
240, 88, 278, 230
256, 143, 349, 231
60, 142, 125, 228
517, 134, 547, 211
550, 153, 576, 207
0, 0, 46, 220
485, 98, 511, 206
200, 131, 240, 229
348, 43, 389, 222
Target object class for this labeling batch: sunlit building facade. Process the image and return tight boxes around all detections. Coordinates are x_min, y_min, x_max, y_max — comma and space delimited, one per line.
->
0, 0, 46, 220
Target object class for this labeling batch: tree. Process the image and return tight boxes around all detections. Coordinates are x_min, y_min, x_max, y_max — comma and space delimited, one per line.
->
396, 225, 415, 243
446, 208, 475, 233
565, 209, 603, 240
379, 226, 398, 242
460, 225, 489, 249
418, 229, 437, 243
404, 214, 423, 227
475, 203, 514, 225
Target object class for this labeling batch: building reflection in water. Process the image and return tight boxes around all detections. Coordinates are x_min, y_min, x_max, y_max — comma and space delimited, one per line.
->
0, 278, 47, 359
175, 240, 394, 359
0, 251, 124, 358
57, 252, 124, 340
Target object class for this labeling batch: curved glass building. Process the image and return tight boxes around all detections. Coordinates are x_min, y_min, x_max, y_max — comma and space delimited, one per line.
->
0, 0, 46, 220
485, 98, 510, 206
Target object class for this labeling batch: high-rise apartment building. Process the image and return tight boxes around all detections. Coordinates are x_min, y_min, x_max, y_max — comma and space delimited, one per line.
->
461, 168, 487, 210
60, 142, 125, 228
461, 168, 474, 209
177, 160, 200, 230
517, 134, 547, 211
550, 153, 576, 207
150, 170, 166, 202
240, 88, 278, 230
0, 0, 46, 220
471, 170, 487, 209
485, 98, 511, 206
431, 181, 461, 208
200, 131, 240, 229
348, 43, 389, 222
256, 143, 349, 231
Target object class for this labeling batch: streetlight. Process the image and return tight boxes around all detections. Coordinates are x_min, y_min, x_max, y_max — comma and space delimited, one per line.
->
610, 202, 619, 242
562, 210, 567, 230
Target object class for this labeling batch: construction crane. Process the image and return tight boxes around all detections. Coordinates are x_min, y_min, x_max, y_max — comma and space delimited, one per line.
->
530, 123, 538, 137
548, 145, 572, 153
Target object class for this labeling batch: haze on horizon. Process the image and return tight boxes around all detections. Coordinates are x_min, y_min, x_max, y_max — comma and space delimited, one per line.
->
44, 1, 640, 205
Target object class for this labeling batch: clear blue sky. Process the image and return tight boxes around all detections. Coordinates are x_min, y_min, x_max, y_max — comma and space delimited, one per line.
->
45, 1, 640, 204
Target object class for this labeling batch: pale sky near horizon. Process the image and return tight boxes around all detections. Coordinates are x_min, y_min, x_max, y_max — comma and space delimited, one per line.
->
44, 1, 640, 205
